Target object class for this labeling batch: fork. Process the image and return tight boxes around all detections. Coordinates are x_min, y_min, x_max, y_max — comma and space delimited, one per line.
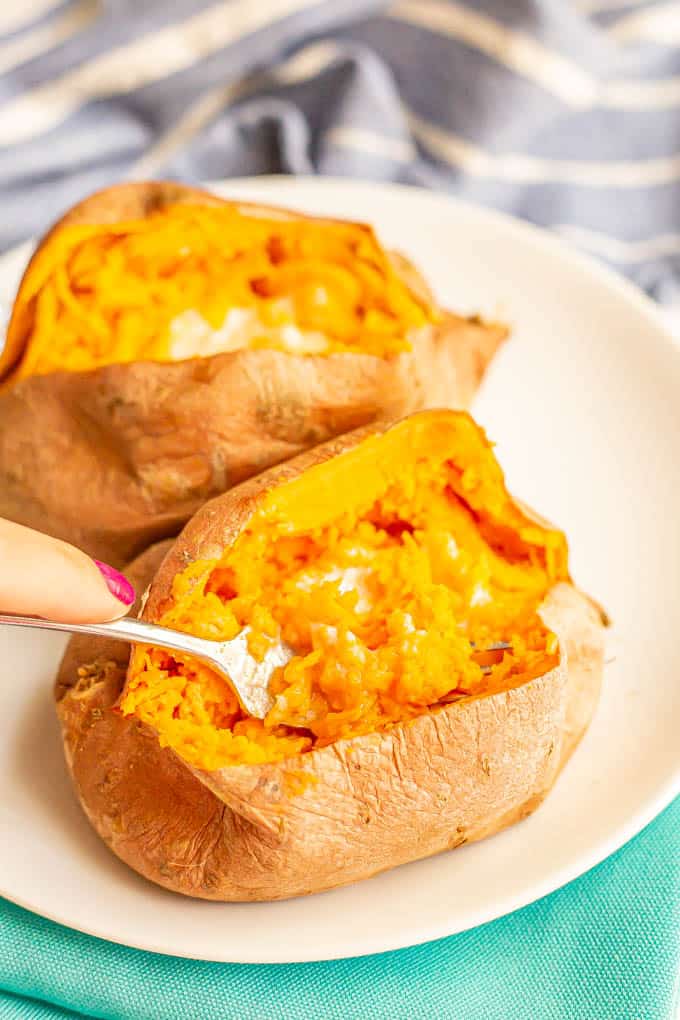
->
0, 614, 511, 719
0, 613, 290, 719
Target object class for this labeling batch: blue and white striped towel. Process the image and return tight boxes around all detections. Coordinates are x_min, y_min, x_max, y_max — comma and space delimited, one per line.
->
2, 0, 680, 306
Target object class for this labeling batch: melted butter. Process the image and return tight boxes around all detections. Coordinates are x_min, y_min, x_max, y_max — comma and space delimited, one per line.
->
168, 299, 329, 359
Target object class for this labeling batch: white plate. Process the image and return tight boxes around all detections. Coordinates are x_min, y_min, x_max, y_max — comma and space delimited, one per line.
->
0, 177, 678, 964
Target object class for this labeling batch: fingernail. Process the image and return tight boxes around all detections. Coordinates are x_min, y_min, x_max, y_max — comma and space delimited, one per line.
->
94, 560, 136, 606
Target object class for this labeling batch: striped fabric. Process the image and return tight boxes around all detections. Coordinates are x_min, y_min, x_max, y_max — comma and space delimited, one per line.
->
2, 0, 680, 302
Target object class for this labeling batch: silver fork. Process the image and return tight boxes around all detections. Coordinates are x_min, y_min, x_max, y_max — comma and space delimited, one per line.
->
0, 613, 291, 719
0, 614, 512, 720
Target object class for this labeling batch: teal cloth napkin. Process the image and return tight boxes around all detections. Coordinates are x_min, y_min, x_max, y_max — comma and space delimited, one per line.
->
0, 797, 677, 1020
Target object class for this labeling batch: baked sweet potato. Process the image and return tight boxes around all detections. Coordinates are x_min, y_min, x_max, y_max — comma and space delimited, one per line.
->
0, 182, 506, 566
55, 410, 605, 901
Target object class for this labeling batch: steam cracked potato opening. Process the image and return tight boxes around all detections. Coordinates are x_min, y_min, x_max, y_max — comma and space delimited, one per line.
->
123, 411, 568, 771
5, 203, 432, 380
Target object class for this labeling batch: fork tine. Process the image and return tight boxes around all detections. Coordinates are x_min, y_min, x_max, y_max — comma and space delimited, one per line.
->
469, 640, 511, 651
437, 641, 512, 703
470, 641, 511, 672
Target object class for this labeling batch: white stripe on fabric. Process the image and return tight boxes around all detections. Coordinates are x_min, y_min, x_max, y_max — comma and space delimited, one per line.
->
388, 0, 597, 108
129, 40, 343, 178
555, 224, 680, 262
406, 111, 680, 187
325, 125, 416, 162
0, 0, 62, 39
573, 0, 650, 12
326, 108, 680, 187
389, 0, 680, 111
601, 76, 680, 108
608, 1, 680, 42
0, 0, 98, 76
0, 0, 322, 147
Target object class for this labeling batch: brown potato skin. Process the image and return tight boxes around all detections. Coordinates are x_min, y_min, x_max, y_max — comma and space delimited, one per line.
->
0, 182, 507, 566
55, 419, 605, 902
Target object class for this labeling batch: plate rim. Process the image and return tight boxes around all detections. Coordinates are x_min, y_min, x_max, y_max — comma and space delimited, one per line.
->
0, 175, 678, 963
2, 789, 678, 964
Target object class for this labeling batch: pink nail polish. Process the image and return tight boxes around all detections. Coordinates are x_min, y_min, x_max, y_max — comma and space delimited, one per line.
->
94, 560, 136, 606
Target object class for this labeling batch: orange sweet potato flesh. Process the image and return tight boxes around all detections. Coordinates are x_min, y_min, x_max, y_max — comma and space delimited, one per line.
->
55, 411, 605, 901
121, 410, 567, 770
0, 182, 507, 566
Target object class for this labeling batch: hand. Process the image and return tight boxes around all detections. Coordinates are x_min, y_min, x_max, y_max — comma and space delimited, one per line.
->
0, 518, 135, 623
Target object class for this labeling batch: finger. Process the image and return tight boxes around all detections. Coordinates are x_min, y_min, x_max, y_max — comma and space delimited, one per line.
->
0, 519, 135, 622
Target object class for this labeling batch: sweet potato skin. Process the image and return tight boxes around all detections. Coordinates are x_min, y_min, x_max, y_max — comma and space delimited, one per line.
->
0, 182, 506, 566
55, 420, 605, 902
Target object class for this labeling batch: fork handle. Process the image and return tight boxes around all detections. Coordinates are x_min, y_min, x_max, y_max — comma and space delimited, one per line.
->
0, 612, 206, 659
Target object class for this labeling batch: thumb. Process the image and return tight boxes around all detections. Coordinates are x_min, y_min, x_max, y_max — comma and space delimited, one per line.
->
0, 519, 136, 623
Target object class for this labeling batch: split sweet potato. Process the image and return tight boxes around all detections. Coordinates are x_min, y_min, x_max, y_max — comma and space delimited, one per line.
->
55, 410, 605, 901
0, 183, 506, 566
